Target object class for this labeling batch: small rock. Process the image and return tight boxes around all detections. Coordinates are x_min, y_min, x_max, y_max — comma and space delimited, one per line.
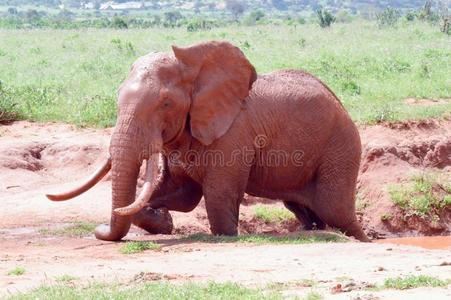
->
331, 283, 343, 294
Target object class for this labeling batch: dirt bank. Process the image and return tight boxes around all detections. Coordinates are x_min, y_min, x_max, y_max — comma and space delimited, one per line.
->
1, 119, 449, 237
0, 120, 450, 299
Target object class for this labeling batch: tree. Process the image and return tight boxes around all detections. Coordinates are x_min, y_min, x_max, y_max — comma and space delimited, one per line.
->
57, 9, 75, 21
26, 9, 40, 21
316, 8, 335, 28
112, 16, 128, 29
7, 7, 18, 15
225, 0, 245, 19
243, 9, 265, 25
164, 11, 183, 25
272, 0, 287, 11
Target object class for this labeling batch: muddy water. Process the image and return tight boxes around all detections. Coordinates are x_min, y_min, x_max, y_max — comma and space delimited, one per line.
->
376, 236, 451, 250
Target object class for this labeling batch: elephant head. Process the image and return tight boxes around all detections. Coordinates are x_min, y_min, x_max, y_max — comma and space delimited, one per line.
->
46, 41, 257, 241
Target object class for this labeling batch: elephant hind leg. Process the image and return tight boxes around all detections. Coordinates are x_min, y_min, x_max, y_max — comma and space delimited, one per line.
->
311, 136, 370, 242
283, 201, 326, 230
311, 179, 369, 242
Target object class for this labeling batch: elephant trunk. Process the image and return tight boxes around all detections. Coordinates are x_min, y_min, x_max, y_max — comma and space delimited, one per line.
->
113, 154, 160, 216
95, 118, 160, 241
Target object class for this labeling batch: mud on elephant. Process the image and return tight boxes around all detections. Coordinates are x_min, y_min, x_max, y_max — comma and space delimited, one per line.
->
47, 41, 369, 242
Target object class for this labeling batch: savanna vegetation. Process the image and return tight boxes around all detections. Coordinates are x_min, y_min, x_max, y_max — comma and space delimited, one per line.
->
182, 232, 347, 244
389, 172, 451, 220
0, 1, 450, 126
0, 19, 449, 127
6, 281, 284, 300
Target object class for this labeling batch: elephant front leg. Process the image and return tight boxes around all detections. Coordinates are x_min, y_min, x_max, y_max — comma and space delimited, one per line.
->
132, 207, 173, 234
203, 170, 249, 236
132, 177, 203, 234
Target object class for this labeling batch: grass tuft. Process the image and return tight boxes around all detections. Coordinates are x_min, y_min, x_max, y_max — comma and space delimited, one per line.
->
120, 241, 162, 254
183, 233, 347, 244
389, 172, 451, 219
55, 274, 79, 283
39, 222, 96, 237
253, 205, 296, 223
7, 267, 25, 276
383, 275, 449, 290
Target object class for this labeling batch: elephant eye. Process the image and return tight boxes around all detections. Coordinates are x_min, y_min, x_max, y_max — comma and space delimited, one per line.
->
162, 98, 171, 108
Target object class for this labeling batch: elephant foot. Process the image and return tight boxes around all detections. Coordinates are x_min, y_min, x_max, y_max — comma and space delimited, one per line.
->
132, 206, 173, 234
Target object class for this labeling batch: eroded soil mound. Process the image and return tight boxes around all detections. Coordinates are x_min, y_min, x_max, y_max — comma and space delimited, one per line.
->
0, 119, 450, 237
358, 119, 451, 238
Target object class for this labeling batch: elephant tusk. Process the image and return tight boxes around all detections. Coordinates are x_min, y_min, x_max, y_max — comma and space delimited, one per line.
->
46, 156, 112, 201
114, 154, 160, 216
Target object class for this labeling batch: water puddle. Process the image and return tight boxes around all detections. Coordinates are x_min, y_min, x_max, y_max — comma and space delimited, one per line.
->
376, 236, 451, 250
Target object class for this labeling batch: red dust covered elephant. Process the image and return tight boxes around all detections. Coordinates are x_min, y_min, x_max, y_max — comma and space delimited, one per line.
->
47, 41, 369, 242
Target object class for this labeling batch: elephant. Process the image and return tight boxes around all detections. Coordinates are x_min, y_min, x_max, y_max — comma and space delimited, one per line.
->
46, 40, 369, 242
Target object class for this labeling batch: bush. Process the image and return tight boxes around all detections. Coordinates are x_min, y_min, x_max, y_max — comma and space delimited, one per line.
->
242, 10, 266, 26
405, 11, 416, 22
418, 0, 440, 23
316, 8, 335, 28
376, 7, 401, 28
186, 18, 217, 32
336, 10, 352, 23
112, 16, 128, 29
440, 16, 450, 35
163, 11, 184, 27
297, 17, 306, 24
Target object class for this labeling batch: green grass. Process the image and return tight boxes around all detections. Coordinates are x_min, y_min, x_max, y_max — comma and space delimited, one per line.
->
183, 233, 347, 244
383, 275, 450, 290
6, 281, 282, 300
0, 21, 450, 127
39, 222, 96, 237
55, 275, 79, 283
7, 267, 26, 276
253, 205, 296, 223
120, 241, 162, 254
389, 172, 451, 218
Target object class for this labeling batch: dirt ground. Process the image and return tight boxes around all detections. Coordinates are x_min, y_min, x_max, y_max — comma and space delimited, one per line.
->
1, 120, 450, 299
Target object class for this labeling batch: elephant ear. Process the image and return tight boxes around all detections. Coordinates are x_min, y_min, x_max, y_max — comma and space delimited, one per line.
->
172, 41, 257, 146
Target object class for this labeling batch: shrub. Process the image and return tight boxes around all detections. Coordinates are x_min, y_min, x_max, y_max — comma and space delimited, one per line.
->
112, 16, 128, 29
163, 11, 184, 27
225, 0, 246, 19
336, 10, 352, 23
405, 11, 416, 22
418, 0, 440, 23
242, 10, 265, 26
186, 18, 217, 32
316, 8, 335, 28
440, 16, 450, 35
376, 7, 401, 28
297, 17, 306, 24
7, 7, 18, 15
